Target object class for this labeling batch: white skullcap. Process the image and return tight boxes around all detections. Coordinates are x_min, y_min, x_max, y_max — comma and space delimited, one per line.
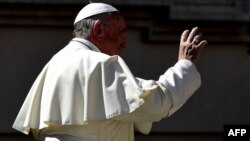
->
74, 3, 118, 25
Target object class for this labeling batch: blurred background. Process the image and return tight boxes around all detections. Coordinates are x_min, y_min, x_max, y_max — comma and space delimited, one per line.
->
0, 0, 250, 141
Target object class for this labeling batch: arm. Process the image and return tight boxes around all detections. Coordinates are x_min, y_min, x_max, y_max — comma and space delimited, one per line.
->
113, 27, 207, 131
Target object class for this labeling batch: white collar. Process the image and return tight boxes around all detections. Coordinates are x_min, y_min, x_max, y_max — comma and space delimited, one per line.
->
71, 38, 101, 53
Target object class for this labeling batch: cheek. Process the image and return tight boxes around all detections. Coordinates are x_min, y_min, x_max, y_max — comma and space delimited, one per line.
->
112, 34, 124, 45
107, 34, 120, 47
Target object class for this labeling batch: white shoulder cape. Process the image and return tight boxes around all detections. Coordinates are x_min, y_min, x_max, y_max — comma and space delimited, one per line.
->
12, 38, 161, 134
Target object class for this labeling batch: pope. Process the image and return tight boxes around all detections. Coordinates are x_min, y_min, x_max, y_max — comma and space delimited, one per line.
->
12, 2, 207, 141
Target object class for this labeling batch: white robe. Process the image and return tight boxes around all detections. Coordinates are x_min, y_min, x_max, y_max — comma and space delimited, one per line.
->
12, 38, 201, 141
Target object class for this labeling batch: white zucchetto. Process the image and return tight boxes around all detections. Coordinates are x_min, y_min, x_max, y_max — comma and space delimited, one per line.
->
74, 3, 118, 25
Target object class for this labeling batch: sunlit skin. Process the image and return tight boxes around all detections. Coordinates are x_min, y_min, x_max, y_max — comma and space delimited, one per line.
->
88, 13, 127, 56
178, 27, 207, 64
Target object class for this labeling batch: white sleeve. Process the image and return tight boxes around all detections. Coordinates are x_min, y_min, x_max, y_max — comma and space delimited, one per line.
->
112, 78, 173, 134
112, 78, 173, 122
158, 59, 201, 116
113, 59, 201, 134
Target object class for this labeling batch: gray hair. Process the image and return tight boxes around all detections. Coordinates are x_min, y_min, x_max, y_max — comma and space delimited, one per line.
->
73, 12, 120, 38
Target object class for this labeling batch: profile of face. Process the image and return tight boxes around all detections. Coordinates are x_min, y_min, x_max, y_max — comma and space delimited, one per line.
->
96, 13, 127, 56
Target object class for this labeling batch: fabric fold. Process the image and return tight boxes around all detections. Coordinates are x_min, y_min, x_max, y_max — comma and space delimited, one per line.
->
158, 59, 201, 116
12, 40, 158, 134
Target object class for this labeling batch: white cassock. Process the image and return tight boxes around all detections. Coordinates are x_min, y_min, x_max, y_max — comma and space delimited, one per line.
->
12, 38, 201, 141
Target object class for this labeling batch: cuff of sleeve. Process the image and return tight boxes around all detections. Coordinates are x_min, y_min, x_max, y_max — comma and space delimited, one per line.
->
158, 59, 201, 116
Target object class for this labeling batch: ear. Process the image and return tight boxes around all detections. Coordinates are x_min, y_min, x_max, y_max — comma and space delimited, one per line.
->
92, 20, 104, 41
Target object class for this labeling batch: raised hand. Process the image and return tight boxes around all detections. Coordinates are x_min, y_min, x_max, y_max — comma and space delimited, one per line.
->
178, 27, 208, 64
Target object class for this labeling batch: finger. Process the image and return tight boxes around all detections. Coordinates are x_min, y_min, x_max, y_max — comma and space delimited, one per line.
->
192, 33, 202, 45
196, 40, 207, 50
180, 30, 189, 43
187, 27, 199, 43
